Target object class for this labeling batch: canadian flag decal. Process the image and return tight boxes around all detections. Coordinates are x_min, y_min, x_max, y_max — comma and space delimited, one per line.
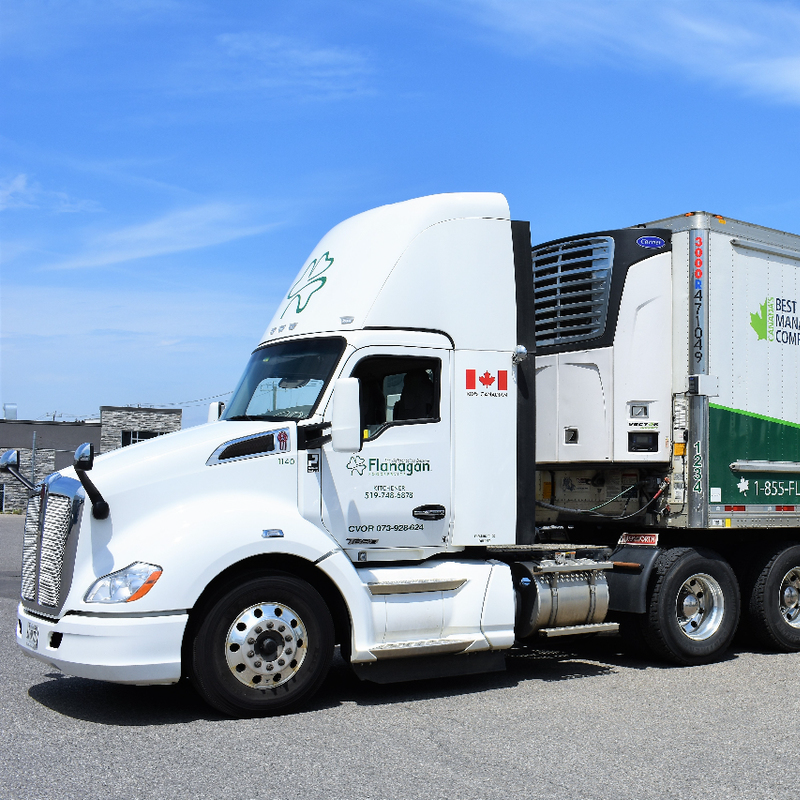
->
466, 369, 507, 391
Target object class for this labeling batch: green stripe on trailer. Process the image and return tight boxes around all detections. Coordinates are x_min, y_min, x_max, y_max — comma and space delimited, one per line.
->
709, 404, 800, 505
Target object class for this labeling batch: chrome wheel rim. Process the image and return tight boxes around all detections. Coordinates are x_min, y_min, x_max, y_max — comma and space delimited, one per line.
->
225, 602, 307, 688
779, 567, 800, 629
675, 573, 725, 641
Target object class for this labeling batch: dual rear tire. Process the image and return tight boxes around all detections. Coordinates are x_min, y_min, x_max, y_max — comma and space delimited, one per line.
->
633, 547, 740, 665
626, 543, 800, 664
741, 543, 800, 652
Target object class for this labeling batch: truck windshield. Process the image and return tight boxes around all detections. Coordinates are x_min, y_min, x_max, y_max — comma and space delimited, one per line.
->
222, 337, 346, 422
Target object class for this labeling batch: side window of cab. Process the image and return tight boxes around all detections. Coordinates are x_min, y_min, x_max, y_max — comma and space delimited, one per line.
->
350, 356, 441, 441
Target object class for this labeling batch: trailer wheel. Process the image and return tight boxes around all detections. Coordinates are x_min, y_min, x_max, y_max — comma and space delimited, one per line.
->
190, 573, 334, 717
640, 548, 740, 665
744, 543, 800, 652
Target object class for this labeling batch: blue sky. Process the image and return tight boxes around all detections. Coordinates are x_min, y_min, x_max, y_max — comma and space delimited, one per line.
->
3, 0, 800, 427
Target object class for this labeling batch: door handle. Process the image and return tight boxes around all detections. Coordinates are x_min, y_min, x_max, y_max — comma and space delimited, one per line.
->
412, 504, 446, 521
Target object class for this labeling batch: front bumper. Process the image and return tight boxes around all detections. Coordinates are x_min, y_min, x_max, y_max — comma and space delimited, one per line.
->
16, 603, 188, 685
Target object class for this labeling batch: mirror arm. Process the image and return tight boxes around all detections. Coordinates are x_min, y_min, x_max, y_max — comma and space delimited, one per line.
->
0, 450, 36, 491
6, 465, 35, 492
75, 469, 110, 520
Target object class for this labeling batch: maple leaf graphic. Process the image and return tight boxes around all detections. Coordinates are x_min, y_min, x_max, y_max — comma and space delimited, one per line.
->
750, 300, 768, 341
479, 371, 495, 387
282, 251, 334, 318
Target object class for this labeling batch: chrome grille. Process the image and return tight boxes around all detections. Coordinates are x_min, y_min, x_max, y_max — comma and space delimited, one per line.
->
19, 475, 82, 611
532, 235, 614, 347
21, 495, 40, 601
37, 495, 73, 606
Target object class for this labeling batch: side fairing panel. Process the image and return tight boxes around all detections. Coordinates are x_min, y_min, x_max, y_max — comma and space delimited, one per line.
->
261, 194, 514, 353
364, 217, 517, 353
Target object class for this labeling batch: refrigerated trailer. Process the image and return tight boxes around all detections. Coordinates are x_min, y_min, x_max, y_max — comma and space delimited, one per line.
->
533, 211, 800, 533
3, 195, 798, 717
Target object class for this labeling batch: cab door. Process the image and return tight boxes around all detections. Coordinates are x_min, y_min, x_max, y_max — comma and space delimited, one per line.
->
321, 346, 451, 553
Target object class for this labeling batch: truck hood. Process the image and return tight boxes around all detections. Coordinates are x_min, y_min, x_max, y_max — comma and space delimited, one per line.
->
70, 420, 288, 500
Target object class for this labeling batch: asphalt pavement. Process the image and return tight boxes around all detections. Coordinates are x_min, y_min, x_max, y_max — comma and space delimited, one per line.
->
0, 513, 23, 600
0, 513, 798, 800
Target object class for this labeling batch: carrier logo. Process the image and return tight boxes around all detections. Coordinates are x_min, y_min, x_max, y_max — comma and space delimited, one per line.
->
750, 296, 800, 346
636, 236, 666, 249
466, 369, 508, 396
281, 251, 334, 318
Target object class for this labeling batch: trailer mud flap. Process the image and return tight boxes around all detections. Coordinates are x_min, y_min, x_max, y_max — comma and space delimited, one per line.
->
606, 545, 662, 614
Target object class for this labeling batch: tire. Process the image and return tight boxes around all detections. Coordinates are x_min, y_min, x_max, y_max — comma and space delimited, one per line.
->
190, 573, 334, 717
744, 543, 800, 652
639, 548, 740, 666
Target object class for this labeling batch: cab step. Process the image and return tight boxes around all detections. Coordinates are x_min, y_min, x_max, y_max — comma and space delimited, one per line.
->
538, 622, 620, 638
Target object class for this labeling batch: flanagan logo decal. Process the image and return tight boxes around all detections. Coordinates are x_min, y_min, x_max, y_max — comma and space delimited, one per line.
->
347, 456, 430, 476
466, 369, 508, 397
750, 296, 799, 346
368, 458, 430, 475
281, 251, 334, 318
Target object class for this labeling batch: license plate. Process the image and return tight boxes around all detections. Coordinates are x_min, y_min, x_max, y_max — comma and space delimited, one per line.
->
24, 621, 39, 651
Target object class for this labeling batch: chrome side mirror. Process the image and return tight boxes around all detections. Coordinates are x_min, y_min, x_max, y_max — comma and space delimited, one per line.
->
73, 443, 109, 519
0, 449, 19, 472
331, 378, 362, 453
0, 449, 35, 491
74, 442, 95, 471
208, 401, 226, 423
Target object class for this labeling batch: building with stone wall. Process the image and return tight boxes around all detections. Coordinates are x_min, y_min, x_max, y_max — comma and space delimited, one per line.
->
99, 406, 182, 454
1, 407, 181, 512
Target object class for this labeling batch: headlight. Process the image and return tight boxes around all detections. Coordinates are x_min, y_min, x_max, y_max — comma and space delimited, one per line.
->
84, 562, 162, 604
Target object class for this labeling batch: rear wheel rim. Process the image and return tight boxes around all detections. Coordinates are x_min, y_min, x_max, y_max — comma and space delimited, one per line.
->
779, 568, 800, 628
675, 573, 725, 641
225, 602, 307, 689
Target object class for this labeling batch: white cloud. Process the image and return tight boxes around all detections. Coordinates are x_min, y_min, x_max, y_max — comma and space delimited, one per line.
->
0, 281, 279, 423
0, 282, 275, 424
1, 283, 271, 340
452, 0, 800, 103
177, 32, 372, 100
41, 203, 278, 270
0, 173, 101, 213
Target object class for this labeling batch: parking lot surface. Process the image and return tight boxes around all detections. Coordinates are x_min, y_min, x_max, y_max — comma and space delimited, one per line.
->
0, 515, 797, 800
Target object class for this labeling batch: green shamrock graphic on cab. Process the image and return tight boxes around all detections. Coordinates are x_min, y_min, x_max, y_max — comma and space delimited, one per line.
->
750, 299, 768, 341
347, 455, 367, 476
281, 251, 334, 318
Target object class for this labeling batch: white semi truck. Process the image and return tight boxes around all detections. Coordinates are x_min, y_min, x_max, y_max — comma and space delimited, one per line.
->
3, 194, 799, 716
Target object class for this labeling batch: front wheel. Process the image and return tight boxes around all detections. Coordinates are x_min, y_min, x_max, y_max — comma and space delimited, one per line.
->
639, 548, 740, 666
190, 573, 334, 717
744, 543, 800, 652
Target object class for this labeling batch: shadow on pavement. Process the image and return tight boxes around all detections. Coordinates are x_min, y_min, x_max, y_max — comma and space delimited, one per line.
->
28, 674, 228, 725
27, 635, 748, 724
